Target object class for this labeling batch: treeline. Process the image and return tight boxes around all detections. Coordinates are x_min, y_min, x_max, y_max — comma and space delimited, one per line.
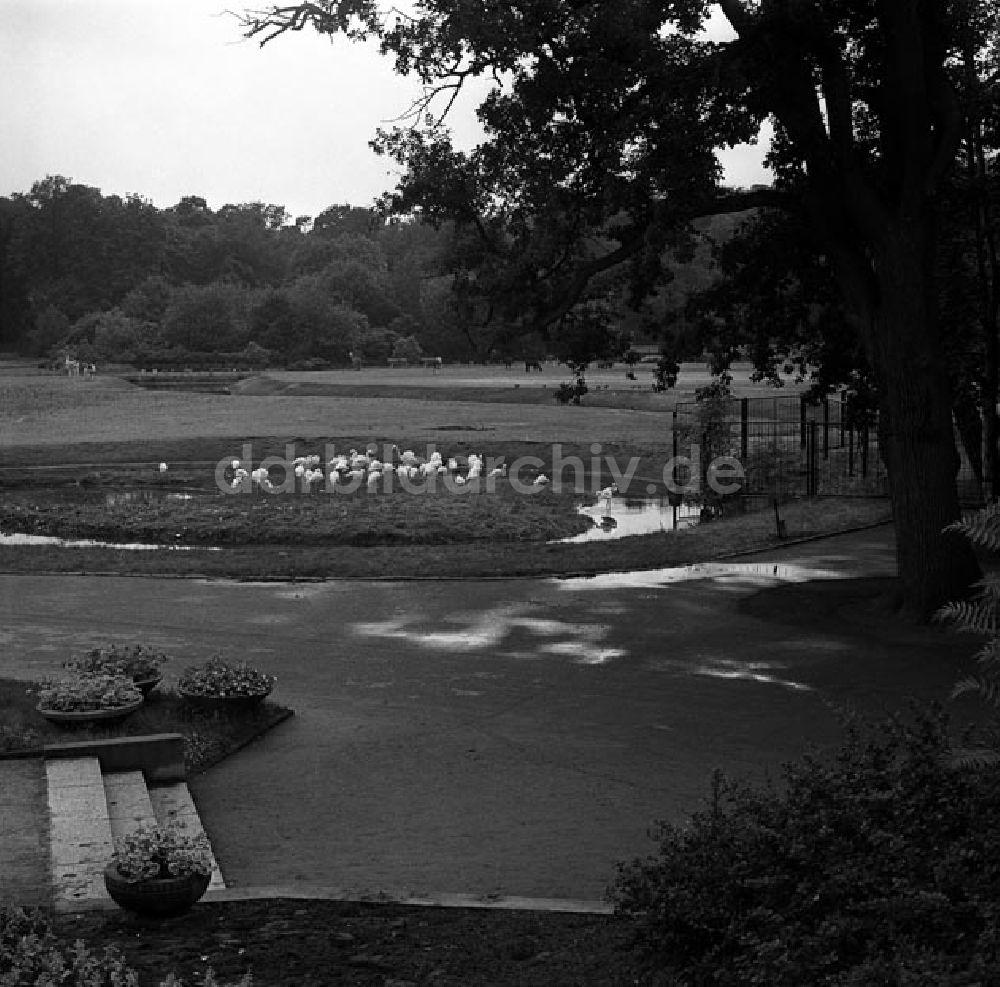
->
0, 176, 483, 368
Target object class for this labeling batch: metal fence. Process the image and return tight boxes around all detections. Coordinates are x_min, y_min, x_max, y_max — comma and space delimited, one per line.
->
672, 394, 984, 504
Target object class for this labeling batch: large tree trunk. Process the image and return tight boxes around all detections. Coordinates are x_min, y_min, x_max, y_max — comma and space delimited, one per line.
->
872, 221, 980, 615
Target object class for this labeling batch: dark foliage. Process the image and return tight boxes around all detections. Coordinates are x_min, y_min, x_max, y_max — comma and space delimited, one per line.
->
612, 705, 1000, 985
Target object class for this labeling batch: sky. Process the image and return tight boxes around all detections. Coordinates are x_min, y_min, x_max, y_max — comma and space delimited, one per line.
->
0, 0, 772, 220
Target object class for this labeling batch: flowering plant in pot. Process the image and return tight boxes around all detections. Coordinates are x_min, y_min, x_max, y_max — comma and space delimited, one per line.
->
105, 822, 214, 916
177, 654, 275, 705
36, 674, 143, 723
64, 643, 168, 695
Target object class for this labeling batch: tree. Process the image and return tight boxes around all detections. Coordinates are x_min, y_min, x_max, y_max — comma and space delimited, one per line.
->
160, 281, 251, 352
312, 203, 376, 238
0, 195, 33, 348
241, 0, 995, 614
68, 309, 151, 363
391, 333, 423, 363
2, 177, 167, 332
351, 327, 398, 364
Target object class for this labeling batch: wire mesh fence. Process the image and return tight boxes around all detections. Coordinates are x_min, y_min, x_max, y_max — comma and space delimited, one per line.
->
672, 394, 985, 504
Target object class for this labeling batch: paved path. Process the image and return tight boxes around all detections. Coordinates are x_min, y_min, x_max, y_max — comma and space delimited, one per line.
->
0, 758, 50, 906
0, 525, 969, 901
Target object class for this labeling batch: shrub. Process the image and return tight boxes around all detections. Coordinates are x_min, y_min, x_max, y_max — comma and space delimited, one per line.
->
554, 378, 588, 405
610, 704, 1000, 985
0, 907, 253, 986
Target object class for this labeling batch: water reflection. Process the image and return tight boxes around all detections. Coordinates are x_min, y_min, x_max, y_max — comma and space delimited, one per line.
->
104, 491, 197, 506
690, 658, 812, 692
558, 495, 701, 543
352, 605, 625, 665
0, 531, 216, 551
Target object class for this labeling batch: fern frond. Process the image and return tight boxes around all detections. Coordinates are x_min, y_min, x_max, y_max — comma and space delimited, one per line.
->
946, 746, 1000, 770
935, 600, 1000, 634
974, 572, 1000, 596
945, 501, 1000, 550
952, 674, 1000, 708
972, 638, 1000, 668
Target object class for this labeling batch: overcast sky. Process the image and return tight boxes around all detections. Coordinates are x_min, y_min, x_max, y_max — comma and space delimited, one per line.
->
1, 0, 772, 220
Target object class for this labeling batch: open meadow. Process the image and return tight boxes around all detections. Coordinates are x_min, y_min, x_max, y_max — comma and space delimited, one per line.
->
0, 360, 890, 578
0, 359, 807, 449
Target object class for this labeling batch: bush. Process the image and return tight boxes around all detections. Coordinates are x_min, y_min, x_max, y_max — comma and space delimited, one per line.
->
554, 378, 588, 405
284, 357, 331, 371
0, 906, 252, 986
610, 704, 1000, 985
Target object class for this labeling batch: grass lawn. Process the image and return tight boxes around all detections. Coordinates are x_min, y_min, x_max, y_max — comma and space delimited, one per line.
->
0, 360, 806, 448
0, 492, 891, 579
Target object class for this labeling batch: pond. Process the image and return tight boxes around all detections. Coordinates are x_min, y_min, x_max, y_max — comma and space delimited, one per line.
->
103, 491, 198, 506
0, 531, 217, 551
556, 495, 702, 544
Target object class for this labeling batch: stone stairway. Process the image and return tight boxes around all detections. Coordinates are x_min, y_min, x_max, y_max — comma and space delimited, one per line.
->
45, 753, 225, 912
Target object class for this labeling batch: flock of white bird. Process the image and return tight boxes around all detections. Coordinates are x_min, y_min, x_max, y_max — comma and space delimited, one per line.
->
215, 447, 550, 493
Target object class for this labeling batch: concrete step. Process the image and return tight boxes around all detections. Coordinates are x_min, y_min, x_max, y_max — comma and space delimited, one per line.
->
148, 782, 226, 891
47, 757, 114, 908
104, 770, 157, 842
45, 754, 225, 911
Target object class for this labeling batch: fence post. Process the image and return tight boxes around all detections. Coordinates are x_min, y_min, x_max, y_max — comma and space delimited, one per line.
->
848, 425, 855, 477
808, 420, 819, 496
823, 399, 830, 459
671, 410, 679, 491
800, 396, 807, 449
740, 397, 749, 462
861, 423, 869, 478
840, 390, 848, 448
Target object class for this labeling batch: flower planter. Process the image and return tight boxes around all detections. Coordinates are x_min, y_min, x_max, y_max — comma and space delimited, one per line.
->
36, 696, 144, 726
103, 863, 210, 917
177, 686, 270, 712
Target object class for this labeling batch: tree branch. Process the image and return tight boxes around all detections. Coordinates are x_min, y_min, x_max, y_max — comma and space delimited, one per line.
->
238, 2, 377, 46
716, 0, 753, 36
532, 187, 790, 331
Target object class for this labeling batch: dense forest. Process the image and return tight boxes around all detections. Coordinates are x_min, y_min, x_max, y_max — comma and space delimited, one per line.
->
0, 176, 470, 368
0, 176, 745, 370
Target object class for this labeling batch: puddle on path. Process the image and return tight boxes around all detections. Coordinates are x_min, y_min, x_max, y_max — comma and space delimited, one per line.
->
557, 495, 702, 543
555, 561, 850, 591
689, 658, 812, 692
352, 605, 625, 666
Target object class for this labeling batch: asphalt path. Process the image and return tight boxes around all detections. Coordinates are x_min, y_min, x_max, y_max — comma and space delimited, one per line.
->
0, 525, 969, 901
